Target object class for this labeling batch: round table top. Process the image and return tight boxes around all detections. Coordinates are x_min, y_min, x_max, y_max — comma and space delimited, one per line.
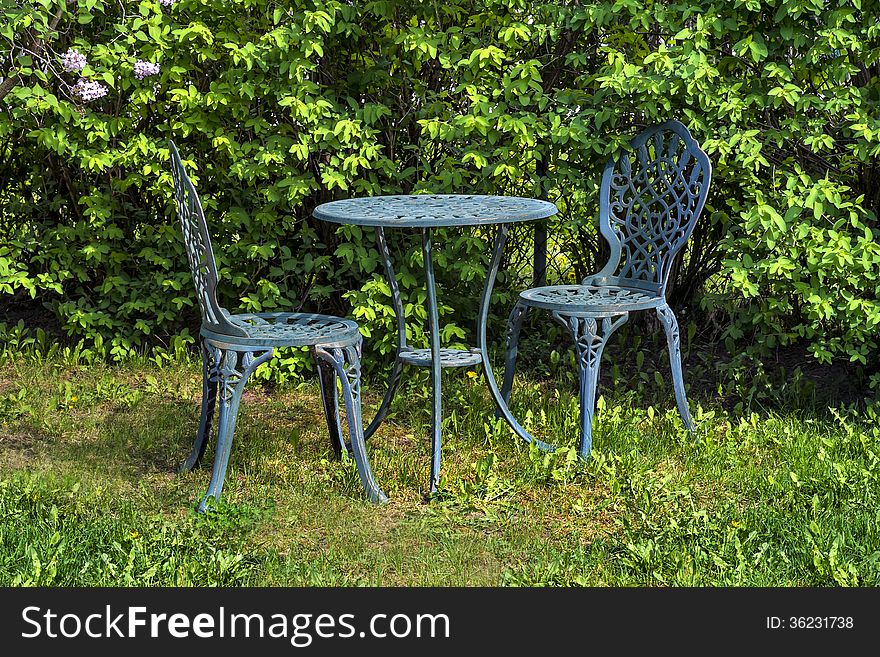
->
312, 194, 557, 228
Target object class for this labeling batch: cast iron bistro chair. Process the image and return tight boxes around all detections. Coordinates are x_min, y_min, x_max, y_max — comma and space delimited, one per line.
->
501, 120, 712, 460
169, 142, 387, 511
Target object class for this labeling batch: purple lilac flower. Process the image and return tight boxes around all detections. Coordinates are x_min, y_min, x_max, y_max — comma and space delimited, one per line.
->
72, 78, 108, 102
134, 60, 161, 80
159, 0, 175, 6
60, 48, 87, 73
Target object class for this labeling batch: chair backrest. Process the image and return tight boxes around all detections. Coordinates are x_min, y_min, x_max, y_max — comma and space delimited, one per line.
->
168, 141, 245, 337
593, 120, 712, 296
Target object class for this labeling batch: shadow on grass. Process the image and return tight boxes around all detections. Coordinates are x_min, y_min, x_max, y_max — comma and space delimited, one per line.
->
498, 312, 871, 425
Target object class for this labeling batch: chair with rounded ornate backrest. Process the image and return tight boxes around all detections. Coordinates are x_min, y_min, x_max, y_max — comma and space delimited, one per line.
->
500, 120, 712, 459
168, 141, 386, 511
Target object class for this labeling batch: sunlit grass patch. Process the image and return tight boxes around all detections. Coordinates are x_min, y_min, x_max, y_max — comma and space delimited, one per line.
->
0, 355, 877, 586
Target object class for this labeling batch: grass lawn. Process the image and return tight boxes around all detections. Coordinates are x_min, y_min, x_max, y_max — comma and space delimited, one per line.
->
0, 348, 878, 586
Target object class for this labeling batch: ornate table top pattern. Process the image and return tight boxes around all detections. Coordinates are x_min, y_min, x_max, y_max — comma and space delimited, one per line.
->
313, 194, 557, 227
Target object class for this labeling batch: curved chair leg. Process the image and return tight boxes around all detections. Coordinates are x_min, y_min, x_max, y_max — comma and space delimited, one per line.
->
499, 300, 529, 411
656, 303, 696, 432
180, 340, 218, 473
315, 341, 388, 504
198, 345, 273, 513
556, 313, 628, 460
313, 348, 348, 458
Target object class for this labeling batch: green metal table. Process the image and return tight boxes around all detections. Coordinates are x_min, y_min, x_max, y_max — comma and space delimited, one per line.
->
313, 194, 558, 492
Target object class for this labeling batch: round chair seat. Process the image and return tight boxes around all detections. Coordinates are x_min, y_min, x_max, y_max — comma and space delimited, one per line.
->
519, 284, 663, 314
201, 312, 361, 348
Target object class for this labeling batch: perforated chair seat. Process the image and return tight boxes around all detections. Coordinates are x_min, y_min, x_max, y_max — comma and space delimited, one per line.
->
519, 284, 663, 314
202, 312, 361, 348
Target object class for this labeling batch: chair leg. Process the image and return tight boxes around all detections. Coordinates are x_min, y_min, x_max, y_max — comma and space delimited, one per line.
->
499, 300, 529, 411
557, 313, 628, 460
315, 341, 388, 504
198, 346, 273, 513
180, 340, 218, 473
656, 303, 696, 433
313, 348, 348, 458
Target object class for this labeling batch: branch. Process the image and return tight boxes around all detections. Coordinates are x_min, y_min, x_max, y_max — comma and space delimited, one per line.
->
0, 0, 69, 102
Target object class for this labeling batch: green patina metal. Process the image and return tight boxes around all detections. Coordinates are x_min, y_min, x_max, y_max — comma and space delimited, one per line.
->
500, 120, 713, 459
169, 141, 386, 510
314, 194, 557, 492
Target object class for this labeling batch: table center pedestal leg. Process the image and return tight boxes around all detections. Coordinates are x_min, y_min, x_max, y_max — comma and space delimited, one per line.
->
422, 228, 443, 493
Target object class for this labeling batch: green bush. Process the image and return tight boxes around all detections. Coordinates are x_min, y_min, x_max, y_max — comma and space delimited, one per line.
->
2, 0, 879, 375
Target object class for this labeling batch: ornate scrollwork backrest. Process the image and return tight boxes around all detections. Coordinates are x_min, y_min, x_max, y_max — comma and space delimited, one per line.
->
168, 141, 244, 336
593, 120, 712, 295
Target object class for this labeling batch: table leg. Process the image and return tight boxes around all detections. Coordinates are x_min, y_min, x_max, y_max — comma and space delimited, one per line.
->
364, 227, 406, 439
422, 228, 443, 492
478, 224, 557, 452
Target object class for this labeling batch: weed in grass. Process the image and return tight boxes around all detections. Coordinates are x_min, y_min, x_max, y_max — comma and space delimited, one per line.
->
0, 475, 260, 586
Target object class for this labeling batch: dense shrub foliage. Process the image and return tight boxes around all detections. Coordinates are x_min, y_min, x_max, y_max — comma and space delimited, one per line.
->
2, 0, 879, 374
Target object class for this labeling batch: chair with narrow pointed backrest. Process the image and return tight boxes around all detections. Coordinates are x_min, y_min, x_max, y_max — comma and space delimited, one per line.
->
500, 120, 712, 459
169, 141, 386, 511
